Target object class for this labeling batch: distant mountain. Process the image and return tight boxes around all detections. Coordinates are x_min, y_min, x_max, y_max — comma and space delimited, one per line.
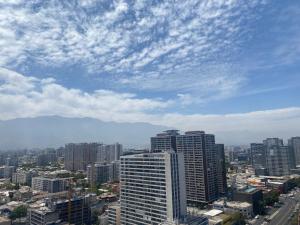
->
0, 116, 171, 150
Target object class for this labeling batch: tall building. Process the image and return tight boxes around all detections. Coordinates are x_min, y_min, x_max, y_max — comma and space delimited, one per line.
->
250, 143, 266, 169
87, 163, 110, 186
109, 160, 120, 182
151, 130, 225, 205
64, 143, 99, 171
263, 138, 283, 148
36, 151, 57, 167
32, 177, 69, 193
87, 160, 120, 186
176, 131, 218, 204
108, 203, 121, 225
97, 143, 123, 163
264, 138, 290, 176
150, 130, 179, 152
0, 166, 15, 179
215, 144, 228, 196
289, 137, 300, 167
120, 151, 187, 225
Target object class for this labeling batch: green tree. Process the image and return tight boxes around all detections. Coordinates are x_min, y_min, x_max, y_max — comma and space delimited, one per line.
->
264, 190, 280, 206
9, 205, 27, 220
224, 212, 246, 225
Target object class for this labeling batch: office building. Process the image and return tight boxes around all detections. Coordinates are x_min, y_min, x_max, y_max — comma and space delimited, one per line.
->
97, 143, 123, 163
289, 137, 300, 167
0, 166, 15, 179
64, 143, 99, 171
87, 163, 110, 186
88, 160, 120, 186
176, 131, 218, 204
32, 177, 69, 193
151, 130, 225, 204
215, 144, 227, 196
109, 160, 120, 182
263, 138, 284, 147
264, 138, 290, 176
120, 151, 187, 225
250, 143, 266, 169
150, 130, 179, 152
36, 152, 57, 167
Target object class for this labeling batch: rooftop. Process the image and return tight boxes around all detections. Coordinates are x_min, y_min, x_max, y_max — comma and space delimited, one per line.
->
0, 216, 10, 222
203, 209, 223, 217
213, 200, 252, 208
244, 187, 257, 193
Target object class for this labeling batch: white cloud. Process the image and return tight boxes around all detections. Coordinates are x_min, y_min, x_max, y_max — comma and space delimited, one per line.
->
0, 0, 268, 101
0, 68, 299, 144
0, 68, 171, 121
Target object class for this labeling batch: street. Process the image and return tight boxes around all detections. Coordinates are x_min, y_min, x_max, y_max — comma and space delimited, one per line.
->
268, 197, 296, 225
250, 189, 300, 225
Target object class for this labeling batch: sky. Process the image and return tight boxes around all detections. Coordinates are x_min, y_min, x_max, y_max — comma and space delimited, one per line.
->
0, 0, 299, 144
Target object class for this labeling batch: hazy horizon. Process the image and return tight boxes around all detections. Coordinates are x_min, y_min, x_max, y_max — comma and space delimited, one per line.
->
0, 0, 299, 148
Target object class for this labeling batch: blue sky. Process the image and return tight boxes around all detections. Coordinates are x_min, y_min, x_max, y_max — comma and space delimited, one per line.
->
0, 0, 299, 143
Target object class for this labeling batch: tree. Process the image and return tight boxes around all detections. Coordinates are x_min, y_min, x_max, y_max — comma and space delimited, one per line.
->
224, 212, 246, 225
264, 190, 280, 206
91, 210, 100, 225
9, 205, 27, 220
14, 183, 20, 190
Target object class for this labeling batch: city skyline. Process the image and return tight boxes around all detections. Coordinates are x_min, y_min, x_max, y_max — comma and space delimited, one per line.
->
0, 0, 299, 145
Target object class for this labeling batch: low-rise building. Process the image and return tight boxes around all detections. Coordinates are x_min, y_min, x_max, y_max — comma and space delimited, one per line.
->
32, 177, 69, 193
14, 186, 32, 201
12, 170, 35, 185
162, 216, 209, 225
45, 195, 92, 225
28, 207, 60, 225
0, 216, 11, 225
213, 200, 253, 219
232, 187, 263, 215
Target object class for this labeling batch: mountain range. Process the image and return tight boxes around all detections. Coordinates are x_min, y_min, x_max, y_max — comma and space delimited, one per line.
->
0, 116, 170, 150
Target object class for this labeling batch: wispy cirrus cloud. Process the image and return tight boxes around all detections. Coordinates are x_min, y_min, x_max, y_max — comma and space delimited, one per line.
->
0, 0, 268, 102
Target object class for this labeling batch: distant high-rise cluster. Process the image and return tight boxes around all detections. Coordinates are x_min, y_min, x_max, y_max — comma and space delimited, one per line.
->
97, 143, 122, 163
289, 137, 300, 167
87, 160, 120, 186
250, 137, 300, 176
64, 143, 99, 171
64, 142, 122, 172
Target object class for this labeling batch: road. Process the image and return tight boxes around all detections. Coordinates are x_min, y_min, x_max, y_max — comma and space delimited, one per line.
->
250, 190, 300, 225
251, 207, 277, 225
268, 197, 296, 225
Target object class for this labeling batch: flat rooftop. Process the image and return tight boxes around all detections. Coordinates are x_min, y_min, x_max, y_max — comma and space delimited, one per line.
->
203, 209, 223, 217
